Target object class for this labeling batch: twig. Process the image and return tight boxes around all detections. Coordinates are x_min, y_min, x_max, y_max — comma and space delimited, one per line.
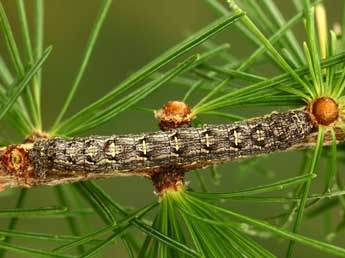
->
0, 114, 342, 191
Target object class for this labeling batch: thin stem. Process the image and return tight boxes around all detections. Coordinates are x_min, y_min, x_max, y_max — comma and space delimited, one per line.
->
286, 126, 324, 258
52, 0, 112, 130
228, 1, 314, 99
0, 189, 27, 258
16, 0, 42, 129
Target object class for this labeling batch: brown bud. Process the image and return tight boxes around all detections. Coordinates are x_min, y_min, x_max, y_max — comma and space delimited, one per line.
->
155, 101, 193, 131
308, 97, 339, 126
151, 170, 184, 197
152, 101, 191, 196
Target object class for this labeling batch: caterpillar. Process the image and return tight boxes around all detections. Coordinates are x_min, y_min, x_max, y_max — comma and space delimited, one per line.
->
28, 110, 315, 177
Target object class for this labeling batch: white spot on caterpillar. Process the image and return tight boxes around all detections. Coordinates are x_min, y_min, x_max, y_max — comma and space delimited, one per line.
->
292, 112, 305, 137
205, 133, 210, 148
234, 130, 239, 146
174, 136, 179, 152
108, 142, 116, 158
256, 129, 265, 141
142, 140, 147, 155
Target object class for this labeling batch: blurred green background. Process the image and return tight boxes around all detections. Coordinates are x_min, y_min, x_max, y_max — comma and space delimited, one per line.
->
0, 1, 345, 257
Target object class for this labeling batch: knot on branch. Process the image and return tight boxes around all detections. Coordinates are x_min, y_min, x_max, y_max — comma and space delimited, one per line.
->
151, 100, 193, 197
155, 100, 193, 131
2, 145, 30, 175
151, 170, 184, 197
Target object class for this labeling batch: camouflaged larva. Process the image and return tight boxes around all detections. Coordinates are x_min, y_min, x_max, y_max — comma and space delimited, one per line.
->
28, 110, 315, 176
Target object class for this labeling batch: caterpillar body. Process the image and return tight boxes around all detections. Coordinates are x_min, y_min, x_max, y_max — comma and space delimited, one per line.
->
28, 110, 315, 177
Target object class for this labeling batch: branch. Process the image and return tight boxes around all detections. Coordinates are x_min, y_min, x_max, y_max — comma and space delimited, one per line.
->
0, 126, 343, 191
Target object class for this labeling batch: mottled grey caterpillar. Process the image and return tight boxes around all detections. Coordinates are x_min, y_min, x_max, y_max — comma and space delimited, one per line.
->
28, 110, 315, 177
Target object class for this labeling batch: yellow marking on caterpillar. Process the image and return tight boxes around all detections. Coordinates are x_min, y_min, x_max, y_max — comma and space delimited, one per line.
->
174, 136, 179, 151
292, 112, 304, 137
234, 130, 238, 146
142, 140, 147, 155
109, 142, 116, 158
256, 129, 265, 141
205, 133, 210, 148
